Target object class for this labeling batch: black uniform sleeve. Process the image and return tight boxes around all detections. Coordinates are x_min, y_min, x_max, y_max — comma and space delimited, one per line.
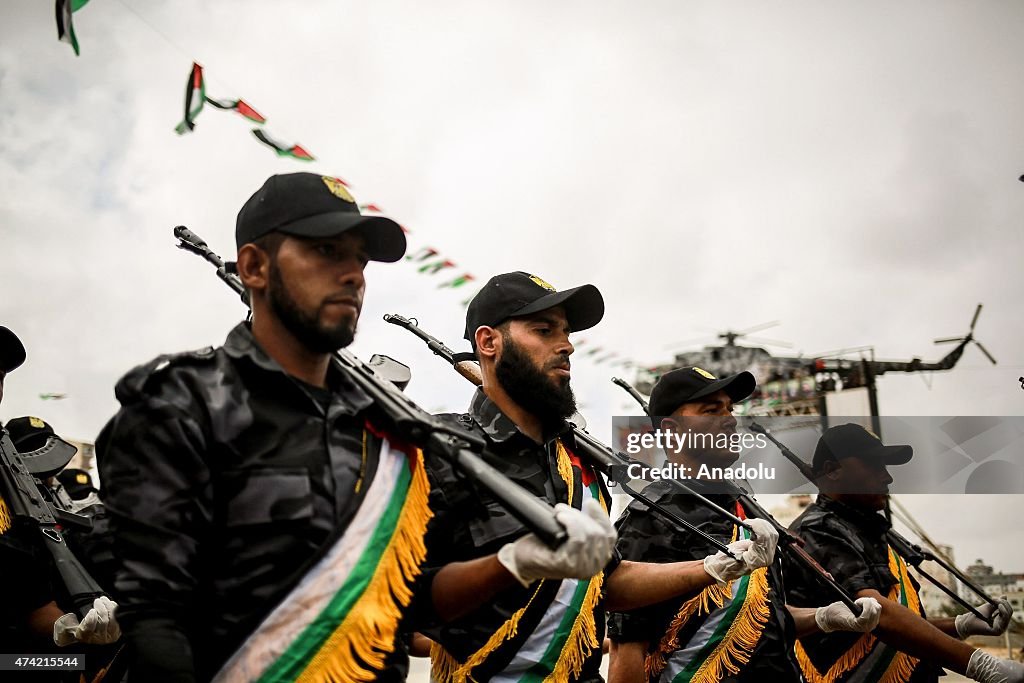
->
607, 501, 693, 644
794, 522, 891, 597
97, 365, 213, 683
4, 540, 55, 615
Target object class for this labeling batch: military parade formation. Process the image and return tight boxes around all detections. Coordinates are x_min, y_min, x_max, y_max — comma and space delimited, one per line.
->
1, 172, 1020, 683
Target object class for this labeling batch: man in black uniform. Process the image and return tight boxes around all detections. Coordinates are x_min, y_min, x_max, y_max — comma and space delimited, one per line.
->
608, 368, 881, 683
97, 172, 426, 682
419, 273, 779, 683
1, 330, 120, 659
787, 424, 1022, 683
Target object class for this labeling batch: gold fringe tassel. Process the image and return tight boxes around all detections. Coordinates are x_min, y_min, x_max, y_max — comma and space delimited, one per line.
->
296, 448, 433, 683
647, 507, 744, 678
795, 547, 922, 683
548, 571, 605, 682
430, 582, 545, 683
646, 581, 732, 678
689, 567, 772, 683
0, 496, 11, 534
556, 441, 577, 502
796, 633, 876, 683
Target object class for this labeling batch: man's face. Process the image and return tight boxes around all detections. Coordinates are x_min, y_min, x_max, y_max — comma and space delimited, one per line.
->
830, 456, 893, 511
664, 389, 739, 466
266, 232, 368, 353
494, 307, 577, 424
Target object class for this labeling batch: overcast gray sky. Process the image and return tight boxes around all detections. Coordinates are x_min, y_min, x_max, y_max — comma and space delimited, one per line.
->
2, 1, 1022, 571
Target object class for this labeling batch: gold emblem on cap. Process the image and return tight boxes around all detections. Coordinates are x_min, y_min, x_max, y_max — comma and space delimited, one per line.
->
76, 473, 89, 484
29, 416, 45, 429
528, 275, 556, 291
321, 176, 355, 203
693, 367, 717, 380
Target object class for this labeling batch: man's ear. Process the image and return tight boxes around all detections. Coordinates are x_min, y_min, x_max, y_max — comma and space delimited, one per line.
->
659, 416, 678, 432
475, 326, 501, 361
236, 243, 270, 292
819, 458, 842, 481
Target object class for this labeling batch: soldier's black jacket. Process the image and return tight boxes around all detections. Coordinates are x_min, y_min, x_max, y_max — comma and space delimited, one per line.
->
419, 388, 619, 683
609, 478, 801, 683
97, 322, 409, 682
786, 495, 939, 683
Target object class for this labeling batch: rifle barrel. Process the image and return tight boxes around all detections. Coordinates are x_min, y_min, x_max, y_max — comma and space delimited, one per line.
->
175, 229, 567, 549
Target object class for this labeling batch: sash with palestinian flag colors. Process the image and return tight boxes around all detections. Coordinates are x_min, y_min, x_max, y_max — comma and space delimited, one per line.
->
212, 422, 432, 683
795, 548, 922, 683
430, 440, 607, 683
646, 503, 773, 683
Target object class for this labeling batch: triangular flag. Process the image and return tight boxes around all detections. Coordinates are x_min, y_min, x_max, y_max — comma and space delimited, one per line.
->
251, 129, 315, 161
174, 63, 207, 134
439, 273, 475, 289
406, 247, 438, 262
418, 259, 456, 275
55, 0, 90, 56
205, 97, 267, 124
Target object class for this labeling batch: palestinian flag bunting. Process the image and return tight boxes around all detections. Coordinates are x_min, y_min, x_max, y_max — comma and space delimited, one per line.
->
206, 97, 267, 124
55, 0, 90, 56
252, 128, 315, 161
174, 62, 207, 135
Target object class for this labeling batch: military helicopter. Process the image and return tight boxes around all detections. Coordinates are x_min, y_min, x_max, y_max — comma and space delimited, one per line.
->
633, 304, 996, 417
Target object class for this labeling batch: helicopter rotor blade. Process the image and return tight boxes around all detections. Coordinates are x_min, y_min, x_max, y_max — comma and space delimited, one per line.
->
973, 341, 997, 365
742, 336, 795, 349
661, 334, 713, 350
933, 336, 965, 345
737, 320, 781, 336
969, 304, 982, 333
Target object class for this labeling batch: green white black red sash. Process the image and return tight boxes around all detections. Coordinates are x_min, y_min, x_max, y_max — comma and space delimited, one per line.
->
648, 503, 772, 683
430, 440, 605, 683
213, 424, 431, 683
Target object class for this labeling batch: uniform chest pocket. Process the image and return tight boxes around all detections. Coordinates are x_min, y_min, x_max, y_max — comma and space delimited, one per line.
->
468, 498, 528, 549
221, 467, 314, 527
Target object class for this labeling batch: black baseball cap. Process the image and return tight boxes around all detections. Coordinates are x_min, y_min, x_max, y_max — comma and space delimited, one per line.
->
648, 367, 756, 425
812, 423, 913, 472
235, 172, 406, 261
57, 468, 97, 500
0, 326, 26, 373
6, 415, 56, 452
463, 272, 604, 347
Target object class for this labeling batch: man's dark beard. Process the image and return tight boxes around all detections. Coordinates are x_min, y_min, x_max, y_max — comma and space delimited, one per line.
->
496, 334, 576, 428
268, 264, 356, 352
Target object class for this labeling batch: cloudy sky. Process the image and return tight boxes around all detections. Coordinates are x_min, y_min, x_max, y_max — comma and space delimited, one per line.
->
2, 0, 1022, 572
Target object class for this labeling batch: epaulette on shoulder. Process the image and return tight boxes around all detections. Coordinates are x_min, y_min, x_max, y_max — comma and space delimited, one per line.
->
150, 346, 217, 372
120, 346, 218, 396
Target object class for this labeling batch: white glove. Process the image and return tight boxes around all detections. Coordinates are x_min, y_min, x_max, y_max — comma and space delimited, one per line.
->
53, 596, 121, 646
815, 597, 882, 633
966, 649, 1024, 683
497, 499, 616, 587
703, 519, 779, 584
956, 599, 1014, 638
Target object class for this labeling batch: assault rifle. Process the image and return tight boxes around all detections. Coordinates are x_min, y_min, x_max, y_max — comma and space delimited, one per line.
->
173, 226, 567, 548
0, 424, 105, 617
